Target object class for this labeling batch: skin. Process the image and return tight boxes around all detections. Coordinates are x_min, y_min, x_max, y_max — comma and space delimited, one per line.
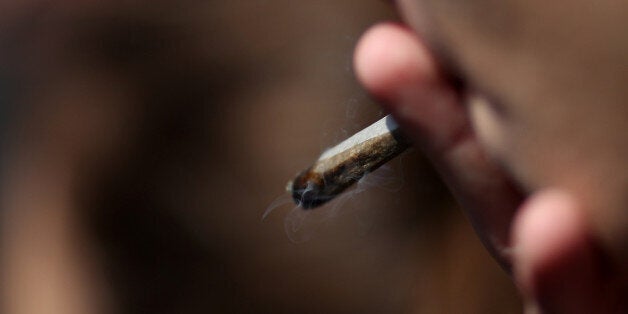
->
354, 0, 628, 312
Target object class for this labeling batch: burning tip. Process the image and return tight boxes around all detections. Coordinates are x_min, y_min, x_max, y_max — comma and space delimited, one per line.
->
289, 170, 330, 209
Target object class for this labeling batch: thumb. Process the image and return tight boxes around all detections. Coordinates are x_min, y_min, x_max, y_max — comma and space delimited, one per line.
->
512, 189, 618, 313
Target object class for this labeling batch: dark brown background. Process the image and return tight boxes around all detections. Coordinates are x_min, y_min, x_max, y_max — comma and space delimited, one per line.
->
1, 1, 520, 313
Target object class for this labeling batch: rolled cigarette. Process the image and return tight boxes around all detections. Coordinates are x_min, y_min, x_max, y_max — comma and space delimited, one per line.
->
288, 115, 409, 209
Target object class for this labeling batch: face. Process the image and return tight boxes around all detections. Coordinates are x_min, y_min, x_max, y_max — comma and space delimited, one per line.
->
395, 0, 628, 255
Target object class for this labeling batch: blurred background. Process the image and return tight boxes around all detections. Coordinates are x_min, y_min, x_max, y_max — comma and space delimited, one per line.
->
1, 1, 520, 313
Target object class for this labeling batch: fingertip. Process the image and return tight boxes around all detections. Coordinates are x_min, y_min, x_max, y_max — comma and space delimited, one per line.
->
353, 22, 437, 101
512, 189, 586, 287
512, 189, 612, 313
354, 22, 468, 151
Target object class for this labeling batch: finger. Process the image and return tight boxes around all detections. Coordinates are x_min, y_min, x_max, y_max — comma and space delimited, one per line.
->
354, 22, 465, 153
354, 22, 522, 267
512, 189, 620, 313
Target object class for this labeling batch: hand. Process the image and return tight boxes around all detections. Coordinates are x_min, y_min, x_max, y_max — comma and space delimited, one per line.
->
354, 22, 624, 313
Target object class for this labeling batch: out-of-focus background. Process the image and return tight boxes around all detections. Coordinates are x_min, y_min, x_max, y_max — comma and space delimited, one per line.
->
1, 1, 520, 313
